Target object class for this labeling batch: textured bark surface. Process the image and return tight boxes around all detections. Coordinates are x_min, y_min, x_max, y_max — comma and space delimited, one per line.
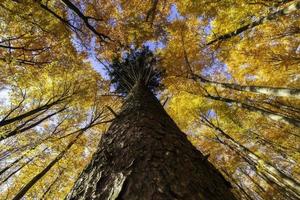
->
66, 82, 236, 200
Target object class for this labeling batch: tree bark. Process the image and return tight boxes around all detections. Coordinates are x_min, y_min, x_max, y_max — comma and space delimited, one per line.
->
66, 82, 236, 200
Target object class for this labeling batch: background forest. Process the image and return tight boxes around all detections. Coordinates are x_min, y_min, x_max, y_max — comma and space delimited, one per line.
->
0, 0, 299, 199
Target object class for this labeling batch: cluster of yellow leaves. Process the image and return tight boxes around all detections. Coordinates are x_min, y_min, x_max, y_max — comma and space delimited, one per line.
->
0, 0, 299, 199
164, 0, 300, 199
0, 1, 118, 199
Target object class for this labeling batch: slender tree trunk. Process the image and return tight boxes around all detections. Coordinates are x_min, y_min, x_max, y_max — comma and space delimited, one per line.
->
0, 107, 66, 141
249, 130, 299, 154
200, 116, 300, 199
41, 169, 64, 199
0, 155, 24, 176
0, 119, 68, 161
0, 97, 67, 127
240, 169, 266, 194
220, 169, 254, 200
12, 133, 81, 200
205, 94, 300, 127
0, 157, 35, 186
206, 1, 300, 45
66, 82, 236, 200
195, 74, 300, 99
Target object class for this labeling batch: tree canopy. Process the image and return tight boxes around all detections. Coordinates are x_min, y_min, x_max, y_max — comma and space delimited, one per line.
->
0, 0, 299, 199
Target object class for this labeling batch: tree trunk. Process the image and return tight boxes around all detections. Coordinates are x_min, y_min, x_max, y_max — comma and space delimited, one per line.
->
205, 94, 300, 127
194, 74, 300, 99
0, 154, 24, 176
12, 133, 81, 200
206, 1, 300, 45
0, 107, 66, 141
199, 115, 300, 199
0, 96, 67, 127
66, 82, 236, 200
0, 156, 35, 186
41, 169, 64, 199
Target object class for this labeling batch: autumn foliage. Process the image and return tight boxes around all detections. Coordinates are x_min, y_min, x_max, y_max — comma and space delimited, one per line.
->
0, 0, 299, 199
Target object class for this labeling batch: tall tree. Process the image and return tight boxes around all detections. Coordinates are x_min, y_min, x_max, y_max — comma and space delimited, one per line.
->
66, 49, 236, 200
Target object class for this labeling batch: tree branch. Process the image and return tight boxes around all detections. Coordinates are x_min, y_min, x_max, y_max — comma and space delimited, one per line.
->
206, 1, 300, 45
61, 0, 112, 43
